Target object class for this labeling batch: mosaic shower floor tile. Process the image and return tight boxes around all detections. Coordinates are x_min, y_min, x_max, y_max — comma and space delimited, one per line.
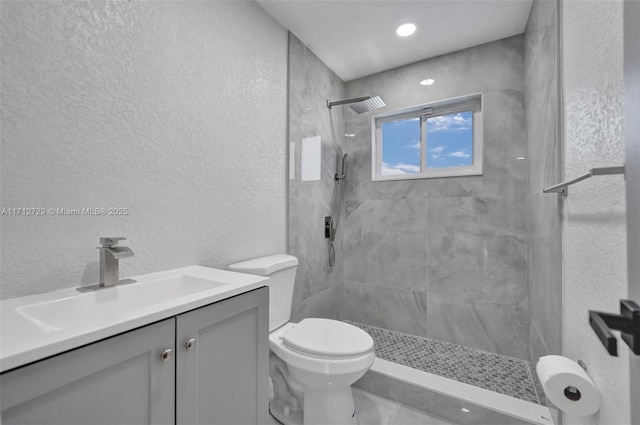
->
347, 321, 543, 405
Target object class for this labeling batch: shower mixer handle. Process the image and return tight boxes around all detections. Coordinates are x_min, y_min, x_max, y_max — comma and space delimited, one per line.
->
325, 216, 334, 240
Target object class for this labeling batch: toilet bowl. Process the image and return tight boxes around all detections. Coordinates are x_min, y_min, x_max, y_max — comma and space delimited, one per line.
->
227, 255, 375, 425
269, 320, 374, 425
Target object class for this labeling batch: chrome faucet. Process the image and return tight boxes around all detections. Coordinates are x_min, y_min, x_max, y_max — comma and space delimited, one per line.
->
99, 237, 135, 287
77, 237, 136, 292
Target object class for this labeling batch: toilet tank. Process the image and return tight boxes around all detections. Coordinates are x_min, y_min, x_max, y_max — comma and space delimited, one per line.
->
227, 254, 298, 332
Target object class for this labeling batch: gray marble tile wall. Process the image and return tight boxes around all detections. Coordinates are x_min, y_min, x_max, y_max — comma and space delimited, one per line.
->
523, 0, 562, 364
288, 33, 345, 321
342, 36, 529, 359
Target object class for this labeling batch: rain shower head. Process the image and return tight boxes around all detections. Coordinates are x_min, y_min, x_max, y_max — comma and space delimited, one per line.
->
327, 96, 386, 114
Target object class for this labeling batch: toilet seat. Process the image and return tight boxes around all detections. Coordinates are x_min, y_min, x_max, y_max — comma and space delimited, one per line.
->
283, 318, 374, 358
269, 321, 375, 376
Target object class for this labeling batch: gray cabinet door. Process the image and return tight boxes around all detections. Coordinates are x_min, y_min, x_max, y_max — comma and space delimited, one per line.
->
176, 286, 269, 425
1, 318, 175, 425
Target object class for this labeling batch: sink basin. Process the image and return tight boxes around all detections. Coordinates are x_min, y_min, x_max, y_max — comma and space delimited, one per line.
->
17, 274, 226, 332
1, 265, 269, 372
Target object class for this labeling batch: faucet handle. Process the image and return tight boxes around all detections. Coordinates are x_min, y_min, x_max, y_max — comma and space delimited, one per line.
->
99, 237, 127, 248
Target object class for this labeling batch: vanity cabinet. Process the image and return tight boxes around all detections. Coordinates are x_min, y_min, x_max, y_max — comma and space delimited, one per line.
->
1, 286, 268, 425
176, 286, 269, 425
1, 318, 176, 424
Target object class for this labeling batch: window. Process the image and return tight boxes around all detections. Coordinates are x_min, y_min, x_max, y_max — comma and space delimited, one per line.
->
372, 95, 482, 181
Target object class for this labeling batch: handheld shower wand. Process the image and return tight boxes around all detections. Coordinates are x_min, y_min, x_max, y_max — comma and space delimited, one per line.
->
326, 153, 348, 266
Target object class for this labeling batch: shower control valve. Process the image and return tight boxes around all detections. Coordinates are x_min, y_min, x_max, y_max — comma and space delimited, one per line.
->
325, 216, 332, 239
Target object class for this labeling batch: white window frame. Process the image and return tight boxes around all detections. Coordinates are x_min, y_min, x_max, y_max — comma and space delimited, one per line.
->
371, 94, 483, 181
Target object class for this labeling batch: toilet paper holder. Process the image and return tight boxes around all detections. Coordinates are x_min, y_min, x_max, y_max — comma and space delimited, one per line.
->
589, 299, 640, 356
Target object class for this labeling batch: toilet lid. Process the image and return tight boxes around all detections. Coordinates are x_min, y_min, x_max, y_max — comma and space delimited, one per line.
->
283, 318, 374, 357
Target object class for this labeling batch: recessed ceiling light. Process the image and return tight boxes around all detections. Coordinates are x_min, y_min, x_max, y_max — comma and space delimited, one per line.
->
461, 408, 471, 413
420, 79, 435, 86
396, 22, 417, 37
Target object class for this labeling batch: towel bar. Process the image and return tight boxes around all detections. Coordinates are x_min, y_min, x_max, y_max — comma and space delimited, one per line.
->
542, 166, 625, 195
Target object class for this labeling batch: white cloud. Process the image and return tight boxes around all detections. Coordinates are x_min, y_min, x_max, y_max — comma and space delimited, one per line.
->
382, 162, 420, 175
405, 140, 421, 150
448, 150, 471, 159
427, 113, 471, 133
429, 145, 444, 160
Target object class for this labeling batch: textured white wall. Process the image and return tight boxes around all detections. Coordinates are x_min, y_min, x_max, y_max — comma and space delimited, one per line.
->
561, 1, 629, 424
1, 1, 288, 299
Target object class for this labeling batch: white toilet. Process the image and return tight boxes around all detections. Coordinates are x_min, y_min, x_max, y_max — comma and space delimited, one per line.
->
228, 254, 374, 425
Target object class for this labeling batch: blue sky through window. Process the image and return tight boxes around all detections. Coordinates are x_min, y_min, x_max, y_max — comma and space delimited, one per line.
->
381, 118, 420, 175
381, 111, 473, 175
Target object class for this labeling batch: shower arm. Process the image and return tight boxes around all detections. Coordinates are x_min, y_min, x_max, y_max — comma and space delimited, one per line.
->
327, 96, 371, 109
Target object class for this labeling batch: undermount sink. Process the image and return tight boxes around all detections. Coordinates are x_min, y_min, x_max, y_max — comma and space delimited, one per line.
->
17, 274, 226, 332
1, 265, 269, 372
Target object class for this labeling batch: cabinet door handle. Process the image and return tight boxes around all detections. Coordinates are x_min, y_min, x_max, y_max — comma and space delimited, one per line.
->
186, 338, 197, 350
160, 348, 173, 362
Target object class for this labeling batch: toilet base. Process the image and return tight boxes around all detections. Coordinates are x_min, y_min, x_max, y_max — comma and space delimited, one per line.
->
270, 398, 303, 425
270, 386, 359, 425
303, 386, 358, 425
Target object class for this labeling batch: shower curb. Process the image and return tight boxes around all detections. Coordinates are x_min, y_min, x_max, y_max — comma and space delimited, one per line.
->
355, 358, 557, 425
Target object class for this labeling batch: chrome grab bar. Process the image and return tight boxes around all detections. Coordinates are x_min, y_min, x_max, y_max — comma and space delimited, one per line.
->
542, 166, 625, 195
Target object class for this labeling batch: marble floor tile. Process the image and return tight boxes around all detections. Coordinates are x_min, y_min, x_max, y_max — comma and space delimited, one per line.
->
352, 388, 460, 425
392, 405, 457, 425
353, 388, 400, 425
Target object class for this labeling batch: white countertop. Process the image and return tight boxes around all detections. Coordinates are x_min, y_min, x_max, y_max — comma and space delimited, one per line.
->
0, 266, 268, 373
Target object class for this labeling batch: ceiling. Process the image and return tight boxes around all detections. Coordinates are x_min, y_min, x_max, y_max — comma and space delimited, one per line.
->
256, 0, 534, 82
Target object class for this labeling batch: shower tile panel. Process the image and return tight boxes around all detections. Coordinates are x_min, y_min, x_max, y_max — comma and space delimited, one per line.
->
344, 199, 428, 290
526, 188, 561, 238
427, 196, 527, 306
524, 69, 559, 192
425, 294, 528, 359
290, 285, 343, 323
344, 231, 427, 290
344, 198, 429, 232
289, 196, 342, 302
527, 232, 562, 355
342, 281, 428, 337
526, 0, 557, 32
527, 319, 551, 401
349, 321, 541, 405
